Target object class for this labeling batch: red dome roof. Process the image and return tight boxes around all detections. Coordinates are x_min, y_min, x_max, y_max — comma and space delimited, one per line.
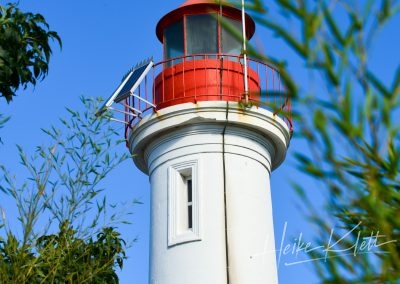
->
179, 0, 230, 7
156, 0, 255, 42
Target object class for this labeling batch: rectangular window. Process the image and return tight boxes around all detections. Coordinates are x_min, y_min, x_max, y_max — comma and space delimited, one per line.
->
187, 178, 193, 229
168, 160, 201, 246
164, 19, 184, 66
221, 16, 242, 55
186, 14, 218, 55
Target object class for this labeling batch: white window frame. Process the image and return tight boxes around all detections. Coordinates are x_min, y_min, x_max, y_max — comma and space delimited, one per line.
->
168, 159, 201, 246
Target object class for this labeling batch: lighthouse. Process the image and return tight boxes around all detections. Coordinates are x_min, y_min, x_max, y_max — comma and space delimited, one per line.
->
98, 0, 291, 283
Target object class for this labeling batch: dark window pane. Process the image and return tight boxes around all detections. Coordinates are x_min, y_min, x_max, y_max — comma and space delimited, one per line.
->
187, 178, 193, 230
188, 205, 193, 229
187, 179, 192, 203
221, 17, 242, 55
186, 14, 218, 55
165, 19, 184, 60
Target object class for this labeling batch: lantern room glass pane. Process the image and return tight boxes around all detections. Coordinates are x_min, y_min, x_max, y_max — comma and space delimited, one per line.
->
186, 14, 218, 55
165, 19, 184, 60
221, 17, 242, 55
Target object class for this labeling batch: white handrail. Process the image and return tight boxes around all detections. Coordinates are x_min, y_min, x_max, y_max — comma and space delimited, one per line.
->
241, 0, 249, 103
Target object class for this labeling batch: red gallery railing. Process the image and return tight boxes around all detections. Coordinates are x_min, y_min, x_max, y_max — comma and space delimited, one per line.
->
122, 54, 292, 141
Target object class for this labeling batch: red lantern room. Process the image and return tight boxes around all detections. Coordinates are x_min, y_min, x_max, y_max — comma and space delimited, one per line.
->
97, 0, 292, 142
154, 0, 260, 109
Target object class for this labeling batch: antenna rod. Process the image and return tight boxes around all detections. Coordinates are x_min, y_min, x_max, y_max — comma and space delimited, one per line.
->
241, 0, 249, 104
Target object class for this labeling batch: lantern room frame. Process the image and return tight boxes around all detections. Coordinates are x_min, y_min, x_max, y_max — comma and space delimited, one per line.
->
157, 5, 255, 62
100, 0, 292, 146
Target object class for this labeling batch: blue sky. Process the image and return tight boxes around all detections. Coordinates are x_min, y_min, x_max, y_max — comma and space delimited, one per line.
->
0, 1, 399, 283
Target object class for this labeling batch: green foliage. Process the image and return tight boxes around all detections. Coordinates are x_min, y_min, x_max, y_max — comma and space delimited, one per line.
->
0, 222, 125, 284
0, 96, 136, 282
0, 3, 61, 103
243, 0, 400, 282
35, 222, 125, 284
0, 113, 10, 144
0, 233, 35, 283
0, 113, 9, 128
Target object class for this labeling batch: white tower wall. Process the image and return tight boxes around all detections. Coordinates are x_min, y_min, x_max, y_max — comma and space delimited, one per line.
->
129, 101, 290, 284
224, 133, 277, 283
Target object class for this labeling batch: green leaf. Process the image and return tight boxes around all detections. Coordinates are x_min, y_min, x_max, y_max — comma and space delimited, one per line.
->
366, 70, 391, 98
313, 109, 326, 131
322, 2, 345, 46
253, 15, 308, 58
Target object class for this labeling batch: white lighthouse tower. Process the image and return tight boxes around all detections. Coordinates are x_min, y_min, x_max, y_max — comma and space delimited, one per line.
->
98, 0, 292, 283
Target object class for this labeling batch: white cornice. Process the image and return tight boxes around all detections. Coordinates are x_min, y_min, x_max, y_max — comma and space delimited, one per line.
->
129, 101, 290, 173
